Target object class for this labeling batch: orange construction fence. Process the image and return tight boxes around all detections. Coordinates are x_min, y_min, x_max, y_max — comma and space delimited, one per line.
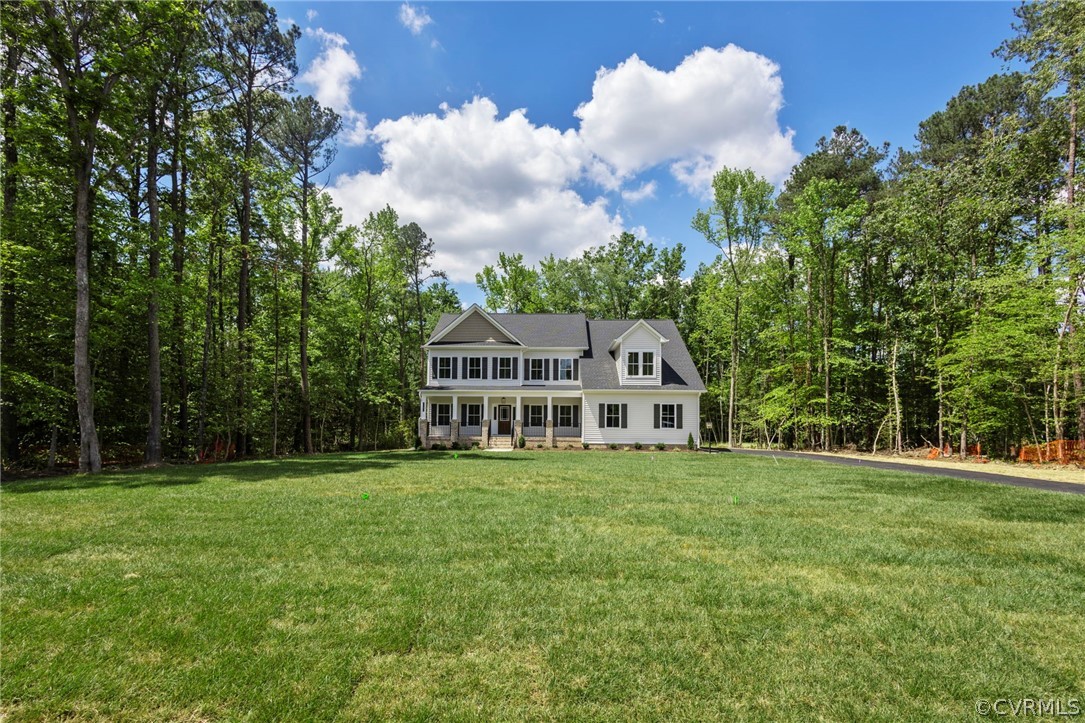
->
1017, 439, 1085, 465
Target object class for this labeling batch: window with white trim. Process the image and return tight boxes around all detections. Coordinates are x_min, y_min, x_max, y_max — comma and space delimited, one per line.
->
660, 403, 676, 429
437, 357, 452, 379
605, 403, 621, 428
528, 358, 544, 381
528, 405, 545, 427
558, 358, 573, 380
467, 357, 483, 379
558, 405, 574, 427
434, 404, 451, 426
641, 351, 655, 376
465, 404, 482, 427
626, 351, 654, 377
498, 357, 513, 379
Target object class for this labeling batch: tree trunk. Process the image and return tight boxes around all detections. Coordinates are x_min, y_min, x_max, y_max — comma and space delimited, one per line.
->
146, 96, 163, 465
728, 295, 739, 447
1, 37, 20, 467
74, 158, 102, 473
170, 111, 188, 452
197, 214, 216, 457
300, 169, 314, 453
237, 106, 253, 456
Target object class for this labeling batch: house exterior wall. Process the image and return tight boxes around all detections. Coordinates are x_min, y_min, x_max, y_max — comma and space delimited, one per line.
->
581, 391, 699, 446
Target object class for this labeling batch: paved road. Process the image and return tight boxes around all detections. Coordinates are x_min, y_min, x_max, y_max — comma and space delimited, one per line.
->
708, 448, 1085, 496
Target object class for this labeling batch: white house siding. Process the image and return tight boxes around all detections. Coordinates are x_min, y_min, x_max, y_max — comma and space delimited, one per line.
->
582, 391, 700, 446
426, 349, 524, 388
617, 325, 663, 386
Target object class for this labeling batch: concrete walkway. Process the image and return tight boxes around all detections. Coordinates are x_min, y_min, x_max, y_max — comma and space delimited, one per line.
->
709, 448, 1085, 496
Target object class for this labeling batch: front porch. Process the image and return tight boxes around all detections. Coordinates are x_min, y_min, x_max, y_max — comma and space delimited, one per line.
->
418, 392, 582, 449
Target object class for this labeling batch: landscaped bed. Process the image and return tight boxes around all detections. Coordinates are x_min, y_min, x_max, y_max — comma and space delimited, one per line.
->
3, 451, 1083, 720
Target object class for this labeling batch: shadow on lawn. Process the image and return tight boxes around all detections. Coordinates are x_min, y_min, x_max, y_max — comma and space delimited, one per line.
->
0, 450, 534, 494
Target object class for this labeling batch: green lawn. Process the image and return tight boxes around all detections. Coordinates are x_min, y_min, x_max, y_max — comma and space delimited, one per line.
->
3, 451, 1083, 721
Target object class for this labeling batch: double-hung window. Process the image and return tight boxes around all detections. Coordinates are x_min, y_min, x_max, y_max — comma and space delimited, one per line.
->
558, 358, 573, 380
436, 357, 452, 380
626, 351, 654, 377
558, 405, 574, 428
605, 403, 621, 428
660, 403, 676, 429
528, 405, 544, 427
465, 404, 482, 427
528, 359, 544, 381
434, 404, 451, 426
467, 357, 483, 379
498, 357, 513, 380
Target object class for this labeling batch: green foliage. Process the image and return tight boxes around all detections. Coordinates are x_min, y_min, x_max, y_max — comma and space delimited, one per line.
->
517, 434, 526, 449
687, 433, 695, 450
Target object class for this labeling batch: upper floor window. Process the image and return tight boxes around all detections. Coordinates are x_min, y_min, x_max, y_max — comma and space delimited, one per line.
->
558, 358, 573, 380
498, 357, 514, 380
528, 358, 544, 381
467, 357, 483, 379
437, 357, 453, 379
626, 351, 655, 377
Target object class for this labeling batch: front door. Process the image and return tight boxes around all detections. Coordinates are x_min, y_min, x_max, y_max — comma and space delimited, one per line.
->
497, 405, 512, 435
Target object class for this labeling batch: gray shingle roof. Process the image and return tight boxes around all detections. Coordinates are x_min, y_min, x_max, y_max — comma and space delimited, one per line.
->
427, 310, 705, 392
580, 319, 706, 391
430, 312, 589, 348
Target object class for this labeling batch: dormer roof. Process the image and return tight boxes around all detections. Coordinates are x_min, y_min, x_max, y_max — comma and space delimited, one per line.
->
607, 318, 669, 353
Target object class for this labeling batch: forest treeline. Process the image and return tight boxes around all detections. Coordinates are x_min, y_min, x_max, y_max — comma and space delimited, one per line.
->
474, 2, 1084, 458
1, 1, 1082, 472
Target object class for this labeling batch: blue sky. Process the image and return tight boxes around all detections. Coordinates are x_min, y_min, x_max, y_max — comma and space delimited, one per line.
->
272, 1, 1020, 306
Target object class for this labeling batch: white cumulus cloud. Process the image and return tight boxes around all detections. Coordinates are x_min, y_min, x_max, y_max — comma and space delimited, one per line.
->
330, 98, 624, 282
300, 27, 369, 146
398, 3, 433, 35
575, 45, 800, 196
621, 180, 657, 203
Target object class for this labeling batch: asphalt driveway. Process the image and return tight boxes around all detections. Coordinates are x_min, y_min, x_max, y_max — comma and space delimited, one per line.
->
711, 448, 1085, 496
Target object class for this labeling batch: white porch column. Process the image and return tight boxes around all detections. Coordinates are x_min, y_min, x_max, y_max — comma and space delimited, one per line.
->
546, 395, 552, 418
452, 394, 459, 419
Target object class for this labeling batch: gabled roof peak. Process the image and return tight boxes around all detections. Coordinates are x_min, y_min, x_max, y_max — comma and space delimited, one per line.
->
608, 319, 669, 352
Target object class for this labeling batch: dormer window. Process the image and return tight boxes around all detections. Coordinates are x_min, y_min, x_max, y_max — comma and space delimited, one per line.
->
626, 351, 654, 377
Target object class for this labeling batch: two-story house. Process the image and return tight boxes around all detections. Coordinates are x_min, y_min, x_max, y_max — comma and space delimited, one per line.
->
418, 305, 705, 448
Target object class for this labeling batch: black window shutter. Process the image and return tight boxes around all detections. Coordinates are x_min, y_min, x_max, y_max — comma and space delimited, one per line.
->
620, 404, 628, 429
512, 358, 518, 378
482, 357, 488, 379
492, 357, 498, 378
654, 404, 660, 429
677, 404, 683, 429
461, 404, 467, 423
431, 404, 437, 425
552, 404, 557, 423
573, 405, 580, 427
523, 404, 528, 423
544, 359, 550, 380
573, 358, 579, 380
431, 356, 437, 380
598, 403, 605, 429
553, 359, 559, 379
451, 357, 458, 379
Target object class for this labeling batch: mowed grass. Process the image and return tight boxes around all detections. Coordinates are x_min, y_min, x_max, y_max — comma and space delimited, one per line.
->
2, 451, 1084, 721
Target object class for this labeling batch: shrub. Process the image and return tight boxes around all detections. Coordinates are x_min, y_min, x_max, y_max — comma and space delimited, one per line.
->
449, 441, 461, 451
471, 441, 480, 449
687, 433, 695, 449
413, 436, 422, 450
609, 443, 618, 450
582, 442, 590, 449
634, 442, 643, 450
655, 442, 665, 451
535, 443, 544, 448
517, 434, 526, 449
432, 443, 447, 451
